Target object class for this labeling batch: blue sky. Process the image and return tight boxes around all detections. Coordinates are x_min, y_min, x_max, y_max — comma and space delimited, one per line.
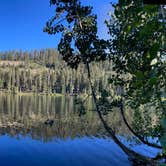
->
0, 0, 115, 51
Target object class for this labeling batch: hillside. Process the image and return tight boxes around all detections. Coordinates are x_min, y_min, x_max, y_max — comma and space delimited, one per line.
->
0, 49, 112, 95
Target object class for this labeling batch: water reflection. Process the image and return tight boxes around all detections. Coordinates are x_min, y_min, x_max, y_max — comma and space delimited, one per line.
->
0, 94, 128, 141
0, 94, 160, 166
0, 136, 131, 166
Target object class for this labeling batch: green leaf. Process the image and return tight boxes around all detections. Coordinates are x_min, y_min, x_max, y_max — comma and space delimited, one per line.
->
149, 43, 160, 60
127, 25, 131, 32
135, 71, 144, 80
149, 77, 157, 86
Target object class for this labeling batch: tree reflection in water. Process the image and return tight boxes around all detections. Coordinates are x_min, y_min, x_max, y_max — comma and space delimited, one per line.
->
0, 94, 130, 141
0, 94, 161, 165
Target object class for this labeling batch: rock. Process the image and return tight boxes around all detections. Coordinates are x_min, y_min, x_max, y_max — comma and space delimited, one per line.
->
44, 119, 54, 126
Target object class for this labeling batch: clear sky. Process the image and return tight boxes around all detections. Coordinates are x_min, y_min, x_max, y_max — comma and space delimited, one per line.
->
0, 0, 116, 51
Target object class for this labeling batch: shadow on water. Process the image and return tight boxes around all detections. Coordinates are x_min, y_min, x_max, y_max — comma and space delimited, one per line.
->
0, 94, 161, 166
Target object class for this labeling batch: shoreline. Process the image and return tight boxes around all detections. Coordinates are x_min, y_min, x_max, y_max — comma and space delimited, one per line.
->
0, 90, 89, 98
0, 91, 64, 97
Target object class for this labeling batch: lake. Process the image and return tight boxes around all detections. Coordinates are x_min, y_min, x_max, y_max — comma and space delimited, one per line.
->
0, 94, 160, 166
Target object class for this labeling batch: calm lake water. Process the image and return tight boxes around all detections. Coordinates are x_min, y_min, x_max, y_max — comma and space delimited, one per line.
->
0, 94, 160, 166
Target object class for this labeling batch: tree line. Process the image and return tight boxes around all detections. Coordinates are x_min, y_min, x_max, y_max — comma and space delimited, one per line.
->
0, 49, 113, 94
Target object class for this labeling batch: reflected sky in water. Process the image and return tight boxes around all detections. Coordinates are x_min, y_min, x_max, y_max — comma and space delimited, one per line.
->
0, 94, 161, 166
0, 135, 130, 166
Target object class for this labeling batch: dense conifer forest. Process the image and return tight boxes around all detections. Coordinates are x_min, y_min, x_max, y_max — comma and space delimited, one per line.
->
0, 49, 112, 95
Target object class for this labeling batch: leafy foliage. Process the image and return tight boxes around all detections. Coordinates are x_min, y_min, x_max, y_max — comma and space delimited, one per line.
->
107, 0, 166, 151
44, 0, 166, 159
0, 49, 112, 94
44, 0, 108, 69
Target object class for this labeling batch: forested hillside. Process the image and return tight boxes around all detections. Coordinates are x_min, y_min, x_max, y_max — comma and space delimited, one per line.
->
0, 49, 112, 94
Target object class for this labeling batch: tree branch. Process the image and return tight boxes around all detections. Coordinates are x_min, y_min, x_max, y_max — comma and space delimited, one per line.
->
119, 99, 162, 149
86, 62, 157, 164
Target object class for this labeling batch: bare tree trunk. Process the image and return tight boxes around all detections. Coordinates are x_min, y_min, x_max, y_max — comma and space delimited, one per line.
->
119, 99, 162, 149
86, 62, 158, 165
